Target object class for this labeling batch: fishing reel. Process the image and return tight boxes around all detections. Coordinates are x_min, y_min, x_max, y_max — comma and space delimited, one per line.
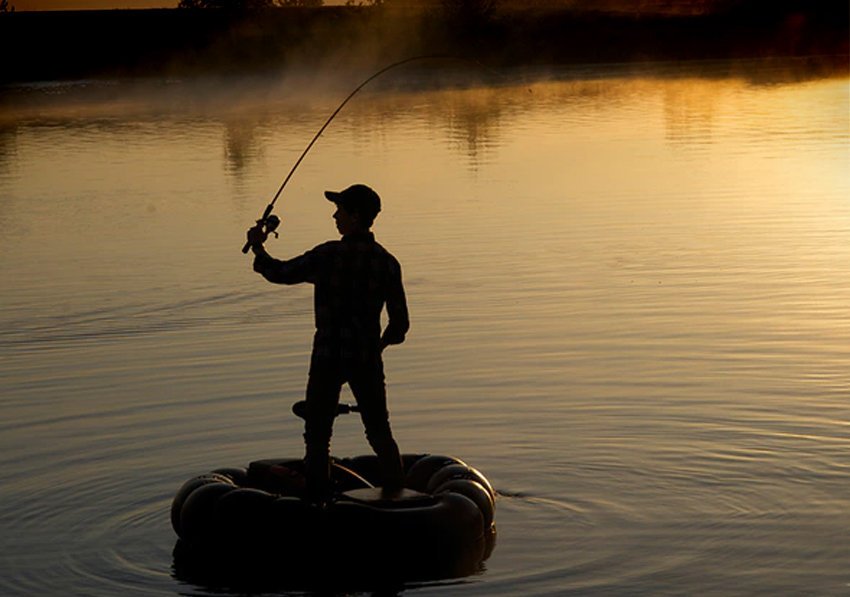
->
261, 214, 282, 240
241, 213, 281, 253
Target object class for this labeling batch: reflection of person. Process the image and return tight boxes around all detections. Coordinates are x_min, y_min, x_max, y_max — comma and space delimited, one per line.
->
247, 184, 409, 504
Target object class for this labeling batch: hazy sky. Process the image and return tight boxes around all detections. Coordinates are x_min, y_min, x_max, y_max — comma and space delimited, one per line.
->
12, 0, 176, 9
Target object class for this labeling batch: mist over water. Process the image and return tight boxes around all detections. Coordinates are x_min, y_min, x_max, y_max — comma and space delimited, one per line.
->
0, 60, 848, 596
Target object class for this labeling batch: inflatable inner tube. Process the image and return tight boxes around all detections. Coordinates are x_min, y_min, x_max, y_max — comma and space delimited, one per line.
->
172, 453, 496, 564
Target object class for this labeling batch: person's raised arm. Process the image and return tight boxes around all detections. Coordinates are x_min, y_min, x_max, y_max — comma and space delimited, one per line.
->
247, 226, 319, 285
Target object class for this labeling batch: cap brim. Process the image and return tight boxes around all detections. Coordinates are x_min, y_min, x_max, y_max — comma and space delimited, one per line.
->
324, 190, 341, 202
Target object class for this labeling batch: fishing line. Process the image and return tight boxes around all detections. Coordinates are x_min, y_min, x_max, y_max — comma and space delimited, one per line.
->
242, 54, 504, 254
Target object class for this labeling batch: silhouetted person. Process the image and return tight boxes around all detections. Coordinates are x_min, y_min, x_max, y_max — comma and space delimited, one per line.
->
247, 184, 408, 504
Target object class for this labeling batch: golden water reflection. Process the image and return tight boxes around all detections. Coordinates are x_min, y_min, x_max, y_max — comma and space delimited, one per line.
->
0, 60, 847, 597
1, 61, 846, 179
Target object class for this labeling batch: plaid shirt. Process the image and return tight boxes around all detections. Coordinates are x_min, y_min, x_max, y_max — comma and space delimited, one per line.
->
253, 231, 409, 368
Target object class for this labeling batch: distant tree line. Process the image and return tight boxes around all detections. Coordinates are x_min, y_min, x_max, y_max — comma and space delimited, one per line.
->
178, 0, 322, 8
177, 0, 496, 20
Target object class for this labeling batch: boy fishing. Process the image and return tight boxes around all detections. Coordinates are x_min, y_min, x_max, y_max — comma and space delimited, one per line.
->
246, 184, 409, 505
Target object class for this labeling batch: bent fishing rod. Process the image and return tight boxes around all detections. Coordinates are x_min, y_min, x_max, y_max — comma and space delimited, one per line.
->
241, 54, 502, 254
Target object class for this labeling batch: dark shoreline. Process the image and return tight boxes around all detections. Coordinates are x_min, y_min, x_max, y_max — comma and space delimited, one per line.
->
1, 2, 847, 83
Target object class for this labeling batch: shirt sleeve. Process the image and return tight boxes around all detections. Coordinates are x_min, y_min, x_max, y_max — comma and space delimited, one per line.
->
381, 258, 410, 346
253, 246, 321, 285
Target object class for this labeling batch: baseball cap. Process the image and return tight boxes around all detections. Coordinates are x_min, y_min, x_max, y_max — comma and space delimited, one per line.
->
324, 184, 381, 218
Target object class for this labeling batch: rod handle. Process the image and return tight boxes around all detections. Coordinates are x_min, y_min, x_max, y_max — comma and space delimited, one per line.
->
292, 400, 360, 420
242, 204, 276, 254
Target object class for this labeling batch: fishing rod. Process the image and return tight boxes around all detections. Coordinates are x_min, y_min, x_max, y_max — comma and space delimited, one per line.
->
241, 54, 502, 254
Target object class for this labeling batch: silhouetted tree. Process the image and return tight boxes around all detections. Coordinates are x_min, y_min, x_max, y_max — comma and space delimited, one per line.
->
278, 0, 322, 7
0, 0, 15, 13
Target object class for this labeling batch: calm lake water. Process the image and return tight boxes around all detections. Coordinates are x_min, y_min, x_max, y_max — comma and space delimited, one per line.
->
1, 59, 848, 597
